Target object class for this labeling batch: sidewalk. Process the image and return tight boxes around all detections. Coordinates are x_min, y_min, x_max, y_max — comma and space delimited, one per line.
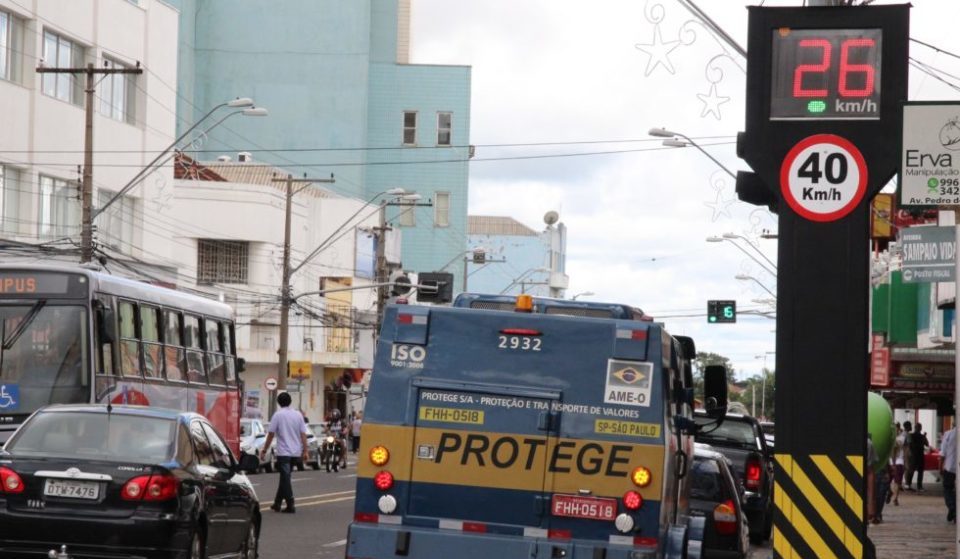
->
870, 473, 955, 559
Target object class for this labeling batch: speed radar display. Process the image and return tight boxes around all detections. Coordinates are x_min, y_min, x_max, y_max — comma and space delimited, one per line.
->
707, 300, 736, 324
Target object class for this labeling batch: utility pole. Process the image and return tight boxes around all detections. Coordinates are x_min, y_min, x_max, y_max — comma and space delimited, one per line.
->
270, 174, 335, 419
36, 63, 142, 263
373, 198, 433, 336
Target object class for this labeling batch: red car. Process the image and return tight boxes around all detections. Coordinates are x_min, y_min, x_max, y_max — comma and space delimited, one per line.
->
925, 448, 941, 472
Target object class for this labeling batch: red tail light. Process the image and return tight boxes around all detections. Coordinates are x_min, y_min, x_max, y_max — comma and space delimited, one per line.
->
623, 490, 643, 510
714, 499, 739, 535
0, 467, 24, 494
745, 458, 762, 491
122, 474, 178, 501
499, 329, 542, 336
373, 471, 394, 491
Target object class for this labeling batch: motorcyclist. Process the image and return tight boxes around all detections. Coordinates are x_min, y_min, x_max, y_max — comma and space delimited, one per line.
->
327, 410, 349, 469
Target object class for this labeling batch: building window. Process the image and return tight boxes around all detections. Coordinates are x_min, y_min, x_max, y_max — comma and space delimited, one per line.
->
38, 175, 79, 238
99, 58, 134, 123
434, 191, 450, 227
0, 10, 24, 83
42, 30, 83, 105
398, 201, 416, 227
96, 189, 136, 250
403, 111, 417, 145
437, 112, 452, 146
197, 239, 249, 284
0, 165, 21, 234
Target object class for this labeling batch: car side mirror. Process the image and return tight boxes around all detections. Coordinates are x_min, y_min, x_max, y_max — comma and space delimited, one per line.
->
237, 453, 259, 473
703, 365, 728, 422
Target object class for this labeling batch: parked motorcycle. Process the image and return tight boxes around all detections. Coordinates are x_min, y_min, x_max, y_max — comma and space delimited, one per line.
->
320, 434, 346, 472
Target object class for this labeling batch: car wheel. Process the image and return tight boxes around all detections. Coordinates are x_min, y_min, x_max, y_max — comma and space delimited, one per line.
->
189, 530, 206, 559
242, 520, 259, 559
262, 461, 273, 474
311, 461, 320, 470
296, 461, 305, 472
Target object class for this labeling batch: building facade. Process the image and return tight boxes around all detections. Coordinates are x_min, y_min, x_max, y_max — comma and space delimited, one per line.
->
168, 0, 472, 288
0, 0, 178, 257
466, 215, 569, 298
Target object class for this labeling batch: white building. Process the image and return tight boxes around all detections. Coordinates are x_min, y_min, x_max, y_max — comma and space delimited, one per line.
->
171, 154, 384, 422
0, 0, 178, 254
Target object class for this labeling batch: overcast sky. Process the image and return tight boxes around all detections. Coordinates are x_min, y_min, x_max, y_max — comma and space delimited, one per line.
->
410, 0, 960, 380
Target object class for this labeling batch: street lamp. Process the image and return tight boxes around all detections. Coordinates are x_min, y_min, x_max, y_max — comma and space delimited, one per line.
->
735, 273, 776, 299
648, 127, 736, 179
571, 291, 595, 301
722, 232, 777, 270
95, 99, 266, 217
500, 267, 549, 295
707, 236, 777, 278
754, 351, 775, 419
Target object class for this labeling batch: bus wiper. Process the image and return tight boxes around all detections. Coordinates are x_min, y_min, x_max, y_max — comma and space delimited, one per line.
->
3, 300, 47, 351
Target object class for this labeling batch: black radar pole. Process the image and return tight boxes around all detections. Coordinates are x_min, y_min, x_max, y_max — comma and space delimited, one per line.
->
736, 5, 908, 559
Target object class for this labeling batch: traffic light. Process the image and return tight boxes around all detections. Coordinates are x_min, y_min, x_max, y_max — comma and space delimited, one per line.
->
417, 272, 454, 303
707, 300, 736, 324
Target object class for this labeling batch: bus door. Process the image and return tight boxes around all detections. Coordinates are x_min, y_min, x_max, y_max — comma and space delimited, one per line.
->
407, 378, 561, 529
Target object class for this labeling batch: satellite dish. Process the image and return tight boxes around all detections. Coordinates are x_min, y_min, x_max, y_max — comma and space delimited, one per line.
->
543, 211, 559, 226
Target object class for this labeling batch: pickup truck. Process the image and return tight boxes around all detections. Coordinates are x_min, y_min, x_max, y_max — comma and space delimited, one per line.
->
694, 410, 773, 544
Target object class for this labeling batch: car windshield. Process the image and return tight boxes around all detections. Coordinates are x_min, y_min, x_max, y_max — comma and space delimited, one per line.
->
6, 410, 176, 463
695, 416, 759, 448
691, 456, 733, 502
0, 304, 89, 415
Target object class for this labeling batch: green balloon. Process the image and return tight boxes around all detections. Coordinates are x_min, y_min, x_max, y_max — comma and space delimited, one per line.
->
867, 392, 894, 471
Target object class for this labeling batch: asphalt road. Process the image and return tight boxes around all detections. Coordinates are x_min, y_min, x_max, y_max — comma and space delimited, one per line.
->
252, 457, 773, 559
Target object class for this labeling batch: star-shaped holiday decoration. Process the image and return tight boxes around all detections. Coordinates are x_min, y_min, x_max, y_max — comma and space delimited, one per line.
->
696, 83, 730, 120
635, 25, 680, 76
704, 189, 736, 221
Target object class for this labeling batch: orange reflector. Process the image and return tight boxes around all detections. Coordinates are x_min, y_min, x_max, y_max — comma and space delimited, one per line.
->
373, 471, 394, 491
369, 445, 390, 466
515, 294, 534, 312
623, 490, 643, 510
631, 466, 652, 488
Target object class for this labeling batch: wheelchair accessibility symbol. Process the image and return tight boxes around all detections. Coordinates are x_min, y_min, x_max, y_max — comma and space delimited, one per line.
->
0, 384, 19, 410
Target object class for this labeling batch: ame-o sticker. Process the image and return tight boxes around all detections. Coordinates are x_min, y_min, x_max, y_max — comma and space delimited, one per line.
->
603, 360, 653, 407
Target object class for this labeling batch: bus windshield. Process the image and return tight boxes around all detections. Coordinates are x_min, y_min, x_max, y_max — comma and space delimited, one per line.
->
0, 304, 88, 414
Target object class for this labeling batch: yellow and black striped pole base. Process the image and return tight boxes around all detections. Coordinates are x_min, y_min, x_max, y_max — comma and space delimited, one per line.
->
773, 453, 866, 559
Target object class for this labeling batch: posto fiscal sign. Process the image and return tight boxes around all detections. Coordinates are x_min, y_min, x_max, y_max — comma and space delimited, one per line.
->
780, 134, 868, 222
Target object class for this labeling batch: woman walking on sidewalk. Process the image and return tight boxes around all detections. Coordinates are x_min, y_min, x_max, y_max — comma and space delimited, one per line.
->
890, 422, 906, 505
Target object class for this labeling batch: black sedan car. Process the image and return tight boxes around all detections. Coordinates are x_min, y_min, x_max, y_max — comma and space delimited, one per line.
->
691, 443, 750, 559
0, 404, 260, 559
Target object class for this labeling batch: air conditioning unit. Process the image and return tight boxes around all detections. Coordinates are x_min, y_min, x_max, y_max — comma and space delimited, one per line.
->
237, 151, 253, 163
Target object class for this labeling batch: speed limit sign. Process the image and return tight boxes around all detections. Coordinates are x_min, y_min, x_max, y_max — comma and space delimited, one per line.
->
780, 134, 868, 222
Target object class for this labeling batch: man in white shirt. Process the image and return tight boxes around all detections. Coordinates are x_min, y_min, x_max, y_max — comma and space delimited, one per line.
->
940, 423, 957, 523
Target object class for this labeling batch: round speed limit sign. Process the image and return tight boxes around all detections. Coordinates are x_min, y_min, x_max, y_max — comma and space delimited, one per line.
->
780, 134, 868, 223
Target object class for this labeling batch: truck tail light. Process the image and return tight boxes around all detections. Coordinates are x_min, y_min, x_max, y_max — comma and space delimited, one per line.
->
714, 500, 739, 535
622, 490, 643, 510
122, 474, 178, 501
369, 445, 390, 466
745, 457, 762, 491
0, 467, 24, 493
374, 471, 394, 491
631, 466, 652, 488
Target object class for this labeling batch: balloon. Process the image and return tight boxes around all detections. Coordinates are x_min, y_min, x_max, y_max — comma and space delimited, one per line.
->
867, 392, 894, 472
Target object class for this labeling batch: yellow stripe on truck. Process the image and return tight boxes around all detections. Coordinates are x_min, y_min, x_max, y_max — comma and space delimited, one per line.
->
359, 423, 665, 499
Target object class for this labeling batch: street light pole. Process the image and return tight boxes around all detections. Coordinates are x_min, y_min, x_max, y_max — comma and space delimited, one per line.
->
649, 127, 737, 180
722, 232, 778, 271
707, 236, 777, 278
736, 274, 777, 299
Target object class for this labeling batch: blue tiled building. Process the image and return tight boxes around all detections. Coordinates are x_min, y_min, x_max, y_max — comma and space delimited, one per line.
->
169, 0, 471, 283
466, 216, 569, 298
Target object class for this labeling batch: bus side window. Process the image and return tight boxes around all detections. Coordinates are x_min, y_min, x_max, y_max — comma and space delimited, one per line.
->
141, 305, 163, 379
164, 310, 187, 382
223, 321, 237, 386
118, 301, 142, 378
184, 314, 206, 384
205, 318, 226, 386
94, 295, 115, 377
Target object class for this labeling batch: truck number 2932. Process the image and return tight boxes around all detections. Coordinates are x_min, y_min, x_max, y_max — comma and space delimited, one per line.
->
498, 336, 542, 351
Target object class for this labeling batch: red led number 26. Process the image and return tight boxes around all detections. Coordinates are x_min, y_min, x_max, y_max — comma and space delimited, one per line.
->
793, 38, 876, 98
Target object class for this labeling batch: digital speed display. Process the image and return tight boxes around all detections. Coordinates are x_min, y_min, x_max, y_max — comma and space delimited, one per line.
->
770, 28, 882, 120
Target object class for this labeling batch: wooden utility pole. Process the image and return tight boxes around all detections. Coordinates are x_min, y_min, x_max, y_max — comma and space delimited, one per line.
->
270, 174, 335, 419
36, 63, 142, 263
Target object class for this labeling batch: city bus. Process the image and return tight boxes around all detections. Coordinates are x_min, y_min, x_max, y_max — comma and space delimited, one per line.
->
0, 264, 243, 453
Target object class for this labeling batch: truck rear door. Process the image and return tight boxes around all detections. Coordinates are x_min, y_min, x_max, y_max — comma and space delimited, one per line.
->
407, 378, 560, 529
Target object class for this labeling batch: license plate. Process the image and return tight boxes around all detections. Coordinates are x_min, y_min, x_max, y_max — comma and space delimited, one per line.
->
551, 494, 617, 521
43, 479, 100, 500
